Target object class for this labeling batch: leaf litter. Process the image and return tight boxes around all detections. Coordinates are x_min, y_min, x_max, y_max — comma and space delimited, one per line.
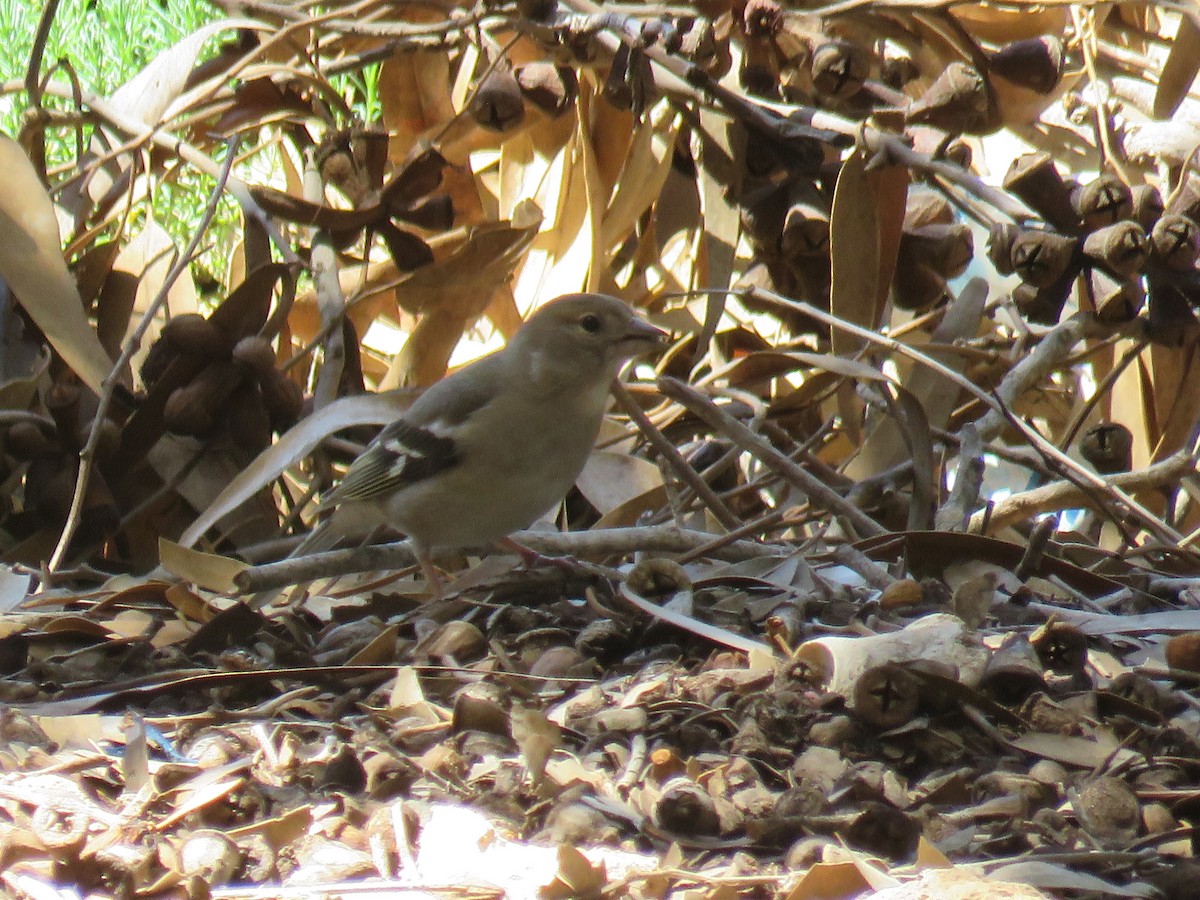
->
1, 1, 1200, 897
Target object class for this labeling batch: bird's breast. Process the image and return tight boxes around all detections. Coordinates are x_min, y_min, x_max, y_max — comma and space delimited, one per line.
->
385, 396, 606, 550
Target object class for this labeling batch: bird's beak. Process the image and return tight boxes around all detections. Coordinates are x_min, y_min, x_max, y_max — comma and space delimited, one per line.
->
623, 317, 669, 349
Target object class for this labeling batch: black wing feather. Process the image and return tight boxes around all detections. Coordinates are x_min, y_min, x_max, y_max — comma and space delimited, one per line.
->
327, 418, 459, 504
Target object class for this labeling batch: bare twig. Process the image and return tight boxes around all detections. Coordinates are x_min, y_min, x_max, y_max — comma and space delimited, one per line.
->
968, 449, 1197, 534
235, 525, 785, 593
46, 140, 240, 574
743, 287, 1186, 545
18, 80, 299, 266
610, 380, 741, 531
23, 0, 59, 109
657, 376, 888, 539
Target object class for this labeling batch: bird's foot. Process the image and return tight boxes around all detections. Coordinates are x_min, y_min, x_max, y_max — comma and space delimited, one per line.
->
417, 554, 447, 601
497, 537, 579, 573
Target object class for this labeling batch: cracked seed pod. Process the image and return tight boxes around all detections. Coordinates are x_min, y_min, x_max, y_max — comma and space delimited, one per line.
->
259, 369, 304, 432
905, 188, 954, 229
781, 203, 830, 257
906, 61, 993, 133
315, 126, 388, 207
740, 34, 780, 97
881, 50, 919, 90
575, 617, 629, 661
1002, 153, 1080, 232
1165, 177, 1200, 222
163, 361, 246, 436
1150, 215, 1200, 271
1082, 221, 1148, 278
1011, 229, 1078, 287
743, 0, 783, 37
470, 67, 526, 132
987, 36, 1064, 94
654, 779, 721, 836
987, 222, 1020, 275
32, 805, 87, 857
899, 222, 974, 278
892, 257, 948, 311
920, 128, 973, 168
1079, 423, 1133, 474
604, 41, 655, 112
1013, 280, 1072, 325
4, 420, 57, 459
1090, 268, 1145, 322
1130, 184, 1165, 230
678, 17, 729, 78
640, 18, 682, 52
780, 182, 830, 257
228, 385, 272, 454
939, 138, 981, 169
810, 40, 869, 101
516, 63, 577, 118
979, 636, 1046, 705
627, 557, 691, 596
1074, 174, 1134, 231
1030, 620, 1087, 674
162, 312, 233, 359
853, 664, 920, 728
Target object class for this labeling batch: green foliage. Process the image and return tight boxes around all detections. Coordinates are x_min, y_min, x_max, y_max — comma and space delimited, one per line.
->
0, 0, 231, 278
0, 0, 217, 136
0, 0, 392, 286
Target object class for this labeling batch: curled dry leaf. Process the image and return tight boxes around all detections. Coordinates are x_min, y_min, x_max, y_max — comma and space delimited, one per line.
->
794, 613, 990, 706
8, 1, 1200, 896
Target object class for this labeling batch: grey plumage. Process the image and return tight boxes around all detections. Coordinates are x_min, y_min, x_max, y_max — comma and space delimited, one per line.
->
270, 293, 665, 600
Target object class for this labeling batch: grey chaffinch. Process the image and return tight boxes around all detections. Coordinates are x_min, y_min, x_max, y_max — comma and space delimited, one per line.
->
287, 293, 666, 597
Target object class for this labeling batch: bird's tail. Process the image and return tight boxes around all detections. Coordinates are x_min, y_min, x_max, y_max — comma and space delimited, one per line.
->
290, 516, 343, 557
243, 505, 373, 609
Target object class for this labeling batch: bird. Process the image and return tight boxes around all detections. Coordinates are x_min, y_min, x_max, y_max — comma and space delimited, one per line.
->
269, 293, 667, 602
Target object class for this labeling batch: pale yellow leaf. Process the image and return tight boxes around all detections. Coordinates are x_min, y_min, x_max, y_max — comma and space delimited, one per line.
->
0, 136, 117, 395
158, 539, 248, 593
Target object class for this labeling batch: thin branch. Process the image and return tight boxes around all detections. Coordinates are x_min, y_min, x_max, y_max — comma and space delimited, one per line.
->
23, 0, 60, 108
47, 140, 241, 574
970, 450, 1197, 534
742, 286, 1187, 545
657, 376, 889, 539
610, 380, 742, 531
235, 525, 784, 593
20, 80, 299, 266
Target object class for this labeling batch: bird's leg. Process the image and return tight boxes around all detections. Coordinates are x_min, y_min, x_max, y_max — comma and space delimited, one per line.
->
496, 537, 579, 573
414, 545, 446, 601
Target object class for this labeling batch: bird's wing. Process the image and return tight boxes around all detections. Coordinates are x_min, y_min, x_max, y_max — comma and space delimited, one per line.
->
326, 417, 460, 504
323, 349, 510, 506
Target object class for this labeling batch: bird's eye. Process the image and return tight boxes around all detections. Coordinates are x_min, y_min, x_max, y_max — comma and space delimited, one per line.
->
580, 313, 602, 333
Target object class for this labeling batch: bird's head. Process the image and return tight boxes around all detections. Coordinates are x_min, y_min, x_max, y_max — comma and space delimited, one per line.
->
515, 293, 667, 375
